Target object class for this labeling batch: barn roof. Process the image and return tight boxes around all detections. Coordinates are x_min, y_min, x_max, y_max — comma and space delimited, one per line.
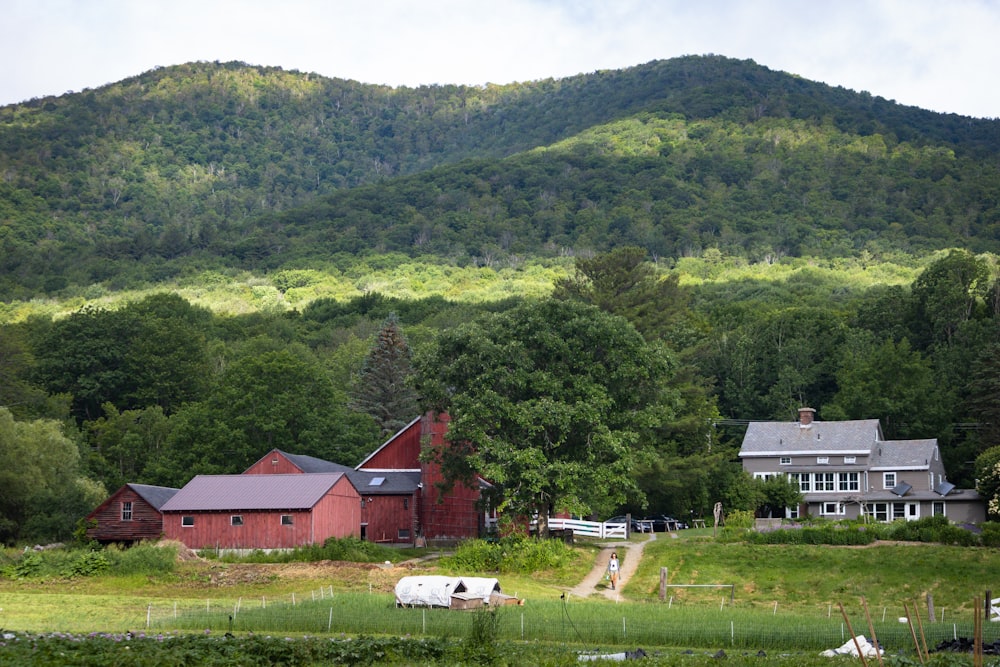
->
161, 473, 352, 512
276, 450, 355, 474
351, 470, 421, 495
126, 483, 180, 510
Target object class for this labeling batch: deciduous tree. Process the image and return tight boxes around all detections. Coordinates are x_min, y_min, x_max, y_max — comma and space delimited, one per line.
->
416, 299, 676, 536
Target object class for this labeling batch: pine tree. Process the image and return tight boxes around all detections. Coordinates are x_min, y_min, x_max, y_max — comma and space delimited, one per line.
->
350, 313, 420, 436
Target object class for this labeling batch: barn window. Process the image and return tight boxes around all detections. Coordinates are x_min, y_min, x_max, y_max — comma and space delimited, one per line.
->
182, 516, 194, 527
121, 501, 133, 521
281, 515, 293, 526
403, 498, 408, 510
231, 515, 244, 526
398, 528, 410, 539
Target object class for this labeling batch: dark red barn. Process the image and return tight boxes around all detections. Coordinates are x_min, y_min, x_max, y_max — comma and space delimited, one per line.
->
85, 483, 179, 545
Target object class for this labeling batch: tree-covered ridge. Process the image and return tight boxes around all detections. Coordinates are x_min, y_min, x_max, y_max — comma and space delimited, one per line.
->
2, 56, 1000, 298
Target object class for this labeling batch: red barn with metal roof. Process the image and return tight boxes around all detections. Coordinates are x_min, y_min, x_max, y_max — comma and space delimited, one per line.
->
160, 473, 359, 550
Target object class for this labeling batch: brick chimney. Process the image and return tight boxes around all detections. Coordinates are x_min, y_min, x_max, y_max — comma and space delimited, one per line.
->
798, 407, 816, 426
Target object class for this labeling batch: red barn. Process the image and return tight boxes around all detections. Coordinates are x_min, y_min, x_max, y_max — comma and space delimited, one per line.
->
85, 483, 179, 545
244, 448, 421, 545
358, 412, 490, 545
160, 473, 359, 551
244, 412, 492, 546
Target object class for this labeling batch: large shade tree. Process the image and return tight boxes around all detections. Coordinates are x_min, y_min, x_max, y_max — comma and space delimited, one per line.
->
415, 299, 677, 537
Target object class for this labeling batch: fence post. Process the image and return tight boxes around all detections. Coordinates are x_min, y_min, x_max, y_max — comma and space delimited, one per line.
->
927, 594, 935, 623
659, 567, 667, 601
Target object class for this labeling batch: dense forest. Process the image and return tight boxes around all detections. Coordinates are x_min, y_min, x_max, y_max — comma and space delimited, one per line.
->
2, 55, 1000, 545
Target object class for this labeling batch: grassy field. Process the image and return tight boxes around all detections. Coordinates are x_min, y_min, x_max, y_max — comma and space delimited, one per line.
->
2, 531, 999, 665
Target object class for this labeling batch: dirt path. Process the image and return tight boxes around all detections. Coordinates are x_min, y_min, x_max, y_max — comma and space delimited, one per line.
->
566, 531, 659, 600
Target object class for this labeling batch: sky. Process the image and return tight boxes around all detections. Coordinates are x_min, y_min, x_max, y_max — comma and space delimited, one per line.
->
2, 0, 997, 119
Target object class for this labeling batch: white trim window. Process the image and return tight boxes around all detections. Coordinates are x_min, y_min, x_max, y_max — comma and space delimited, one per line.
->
883, 472, 896, 489
844, 456, 856, 464
815, 473, 835, 492
121, 501, 133, 521
779, 456, 791, 465
817, 456, 829, 465
790, 473, 811, 492
821, 502, 845, 516
838, 472, 859, 492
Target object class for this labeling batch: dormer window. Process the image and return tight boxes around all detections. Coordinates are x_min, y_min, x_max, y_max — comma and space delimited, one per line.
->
780, 456, 791, 465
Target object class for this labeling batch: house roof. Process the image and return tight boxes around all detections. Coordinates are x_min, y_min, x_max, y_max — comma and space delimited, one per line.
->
126, 483, 180, 510
160, 473, 352, 512
868, 439, 938, 470
739, 419, 882, 456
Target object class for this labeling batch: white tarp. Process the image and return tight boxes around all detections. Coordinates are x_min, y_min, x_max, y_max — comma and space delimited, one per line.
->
394, 576, 503, 608
457, 577, 502, 603
820, 635, 883, 658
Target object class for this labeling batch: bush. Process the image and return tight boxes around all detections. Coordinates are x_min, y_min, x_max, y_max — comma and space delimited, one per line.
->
980, 522, 1000, 548
441, 535, 576, 574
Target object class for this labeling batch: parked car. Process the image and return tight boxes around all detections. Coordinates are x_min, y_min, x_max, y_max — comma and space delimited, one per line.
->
644, 515, 688, 532
605, 515, 651, 532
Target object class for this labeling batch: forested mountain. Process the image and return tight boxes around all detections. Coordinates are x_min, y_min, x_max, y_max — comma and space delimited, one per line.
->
4, 56, 1000, 546
2, 55, 1000, 297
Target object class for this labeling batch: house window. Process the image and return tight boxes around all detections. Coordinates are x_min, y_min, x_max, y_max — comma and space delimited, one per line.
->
870, 503, 888, 522
231, 515, 244, 526
883, 473, 896, 489
932, 501, 945, 517
815, 473, 835, 492
844, 456, 856, 464
816, 456, 829, 465
838, 472, 859, 492
121, 501, 133, 521
821, 502, 844, 516
281, 515, 293, 526
779, 456, 791, 465
790, 473, 810, 492
787, 505, 800, 519
182, 516, 194, 527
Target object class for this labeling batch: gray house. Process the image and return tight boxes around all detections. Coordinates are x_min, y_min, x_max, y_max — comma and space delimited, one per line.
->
739, 408, 984, 523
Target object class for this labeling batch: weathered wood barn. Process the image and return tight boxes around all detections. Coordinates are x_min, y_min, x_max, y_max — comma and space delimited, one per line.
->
85, 483, 179, 544
159, 473, 360, 550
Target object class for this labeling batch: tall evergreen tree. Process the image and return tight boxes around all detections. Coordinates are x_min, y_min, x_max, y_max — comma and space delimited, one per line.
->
350, 313, 420, 437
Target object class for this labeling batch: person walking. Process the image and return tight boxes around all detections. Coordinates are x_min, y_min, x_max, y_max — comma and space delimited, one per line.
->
607, 552, 620, 590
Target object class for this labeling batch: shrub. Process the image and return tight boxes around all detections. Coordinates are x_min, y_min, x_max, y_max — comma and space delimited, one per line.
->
980, 522, 1000, 548
441, 535, 575, 574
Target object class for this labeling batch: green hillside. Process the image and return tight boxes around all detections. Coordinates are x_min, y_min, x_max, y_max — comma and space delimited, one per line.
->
2, 56, 1000, 297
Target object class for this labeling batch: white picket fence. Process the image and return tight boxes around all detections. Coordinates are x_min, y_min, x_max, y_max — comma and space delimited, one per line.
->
532, 517, 627, 539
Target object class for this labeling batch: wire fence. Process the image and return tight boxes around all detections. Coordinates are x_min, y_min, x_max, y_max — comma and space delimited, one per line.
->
146, 589, 1000, 653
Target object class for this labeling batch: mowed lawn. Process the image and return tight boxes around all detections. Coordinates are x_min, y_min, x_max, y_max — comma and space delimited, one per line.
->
629, 533, 999, 615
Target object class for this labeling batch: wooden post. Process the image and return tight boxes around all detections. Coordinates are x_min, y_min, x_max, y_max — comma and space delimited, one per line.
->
926, 594, 935, 623
985, 590, 992, 622
659, 567, 667, 601
838, 602, 869, 667
861, 597, 884, 667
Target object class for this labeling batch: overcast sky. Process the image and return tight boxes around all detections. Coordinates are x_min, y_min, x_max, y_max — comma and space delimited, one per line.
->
3, 0, 996, 118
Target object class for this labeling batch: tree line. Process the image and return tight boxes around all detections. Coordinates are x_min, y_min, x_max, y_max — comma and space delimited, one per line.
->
3, 247, 1000, 544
